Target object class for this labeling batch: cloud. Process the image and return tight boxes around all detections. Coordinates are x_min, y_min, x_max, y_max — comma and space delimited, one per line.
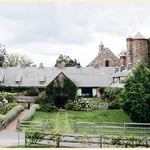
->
0, 2, 150, 67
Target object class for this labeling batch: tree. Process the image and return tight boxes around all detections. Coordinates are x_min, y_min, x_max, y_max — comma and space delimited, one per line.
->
55, 54, 80, 67
4, 53, 33, 67
147, 38, 150, 67
120, 63, 150, 122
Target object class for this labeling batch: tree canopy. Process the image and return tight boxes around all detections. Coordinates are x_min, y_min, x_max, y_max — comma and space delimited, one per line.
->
120, 63, 150, 122
4, 53, 33, 67
55, 54, 80, 67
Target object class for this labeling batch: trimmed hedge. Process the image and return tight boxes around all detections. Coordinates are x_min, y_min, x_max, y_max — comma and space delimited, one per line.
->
22, 104, 39, 121
38, 104, 58, 112
2, 104, 24, 127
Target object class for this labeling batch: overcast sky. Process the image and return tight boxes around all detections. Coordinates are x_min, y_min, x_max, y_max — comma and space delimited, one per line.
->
0, 2, 150, 67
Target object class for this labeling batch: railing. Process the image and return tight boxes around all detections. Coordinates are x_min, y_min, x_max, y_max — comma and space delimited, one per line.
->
18, 119, 54, 132
25, 132, 150, 148
74, 121, 150, 136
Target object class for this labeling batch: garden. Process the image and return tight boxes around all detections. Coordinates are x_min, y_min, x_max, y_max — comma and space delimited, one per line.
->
0, 63, 150, 147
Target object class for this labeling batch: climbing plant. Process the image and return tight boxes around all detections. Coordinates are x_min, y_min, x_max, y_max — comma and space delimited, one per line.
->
46, 72, 77, 107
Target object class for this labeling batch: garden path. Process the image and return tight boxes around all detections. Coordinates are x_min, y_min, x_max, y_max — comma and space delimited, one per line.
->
54, 111, 72, 133
3, 109, 28, 132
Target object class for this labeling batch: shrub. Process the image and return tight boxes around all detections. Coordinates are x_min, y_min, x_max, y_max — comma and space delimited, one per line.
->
25, 88, 39, 96
38, 104, 58, 112
74, 98, 91, 111
0, 114, 5, 122
0, 95, 4, 102
64, 100, 75, 110
108, 100, 120, 109
3, 104, 24, 127
35, 91, 48, 104
0, 102, 18, 115
22, 104, 39, 121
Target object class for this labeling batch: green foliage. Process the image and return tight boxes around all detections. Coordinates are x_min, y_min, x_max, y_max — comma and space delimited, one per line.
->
64, 100, 75, 110
110, 135, 149, 147
4, 53, 33, 67
147, 38, 150, 67
0, 102, 18, 115
0, 95, 3, 101
0, 114, 5, 122
26, 131, 45, 145
3, 104, 24, 126
35, 91, 49, 104
38, 104, 58, 112
24, 88, 39, 96
0, 92, 15, 102
120, 63, 150, 122
73, 98, 91, 111
108, 100, 120, 109
46, 73, 77, 107
55, 54, 78, 67
22, 104, 39, 121
103, 87, 122, 102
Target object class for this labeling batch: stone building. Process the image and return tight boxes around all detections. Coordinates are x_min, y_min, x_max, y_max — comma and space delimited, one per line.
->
88, 32, 148, 69
126, 32, 148, 66
87, 42, 120, 68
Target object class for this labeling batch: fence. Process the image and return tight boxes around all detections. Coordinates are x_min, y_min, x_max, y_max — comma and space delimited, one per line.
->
17, 120, 150, 148
74, 121, 150, 136
25, 132, 150, 148
19, 119, 53, 132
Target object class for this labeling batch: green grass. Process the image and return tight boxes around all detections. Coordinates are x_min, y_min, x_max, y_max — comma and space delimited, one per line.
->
31, 109, 132, 133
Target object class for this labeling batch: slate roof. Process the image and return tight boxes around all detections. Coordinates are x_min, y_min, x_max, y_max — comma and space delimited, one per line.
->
0, 66, 115, 88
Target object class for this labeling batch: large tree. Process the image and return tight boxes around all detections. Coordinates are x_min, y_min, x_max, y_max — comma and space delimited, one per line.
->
120, 63, 150, 122
55, 54, 79, 67
4, 53, 33, 67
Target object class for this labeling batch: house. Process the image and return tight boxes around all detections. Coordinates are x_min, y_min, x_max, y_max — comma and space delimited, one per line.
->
0, 66, 115, 97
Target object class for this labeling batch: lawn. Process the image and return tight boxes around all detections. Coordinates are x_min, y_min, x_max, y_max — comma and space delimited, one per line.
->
32, 109, 132, 133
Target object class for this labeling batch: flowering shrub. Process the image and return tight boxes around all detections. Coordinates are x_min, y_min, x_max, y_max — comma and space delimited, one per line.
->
74, 98, 91, 111
3, 104, 24, 127
22, 104, 39, 121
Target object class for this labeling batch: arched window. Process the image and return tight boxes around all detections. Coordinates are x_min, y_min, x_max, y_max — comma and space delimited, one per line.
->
105, 60, 109, 67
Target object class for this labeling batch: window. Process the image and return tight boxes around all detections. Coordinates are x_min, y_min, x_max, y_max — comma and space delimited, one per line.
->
105, 60, 109, 67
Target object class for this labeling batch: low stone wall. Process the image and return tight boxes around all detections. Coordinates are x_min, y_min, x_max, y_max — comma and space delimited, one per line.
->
14, 96, 37, 102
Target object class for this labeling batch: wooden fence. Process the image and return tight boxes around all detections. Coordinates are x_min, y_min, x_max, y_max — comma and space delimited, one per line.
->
24, 132, 150, 148
74, 121, 150, 136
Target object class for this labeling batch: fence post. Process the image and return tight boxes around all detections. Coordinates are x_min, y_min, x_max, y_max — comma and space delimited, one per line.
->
74, 119, 78, 133
41, 120, 44, 131
99, 135, 103, 148
124, 122, 126, 135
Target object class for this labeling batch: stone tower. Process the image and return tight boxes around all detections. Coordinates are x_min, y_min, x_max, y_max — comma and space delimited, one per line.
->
126, 32, 148, 66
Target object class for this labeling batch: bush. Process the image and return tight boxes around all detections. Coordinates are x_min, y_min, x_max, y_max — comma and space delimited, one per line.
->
64, 100, 75, 110
0, 95, 4, 102
22, 104, 39, 121
0, 114, 5, 122
38, 104, 58, 112
35, 91, 48, 104
25, 88, 39, 96
74, 98, 91, 111
0, 102, 18, 115
108, 100, 120, 109
2, 104, 24, 127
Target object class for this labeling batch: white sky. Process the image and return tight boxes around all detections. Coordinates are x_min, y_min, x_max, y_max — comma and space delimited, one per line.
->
0, 2, 150, 67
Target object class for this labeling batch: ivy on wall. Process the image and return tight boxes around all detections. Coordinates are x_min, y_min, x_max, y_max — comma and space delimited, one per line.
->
46, 72, 77, 106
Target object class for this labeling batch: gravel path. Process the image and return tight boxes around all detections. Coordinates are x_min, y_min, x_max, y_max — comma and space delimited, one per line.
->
3, 109, 28, 132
